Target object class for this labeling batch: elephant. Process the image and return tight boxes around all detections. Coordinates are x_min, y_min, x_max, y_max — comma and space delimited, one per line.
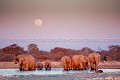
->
36, 62, 43, 70
14, 54, 26, 70
44, 60, 51, 70
15, 54, 36, 71
71, 55, 89, 70
79, 55, 89, 70
88, 52, 101, 71
71, 55, 80, 70
61, 56, 71, 70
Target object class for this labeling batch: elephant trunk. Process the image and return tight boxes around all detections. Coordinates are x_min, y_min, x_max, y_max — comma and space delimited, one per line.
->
93, 56, 97, 70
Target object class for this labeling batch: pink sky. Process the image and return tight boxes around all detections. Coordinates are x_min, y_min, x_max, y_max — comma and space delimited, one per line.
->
0, 0, 120, 51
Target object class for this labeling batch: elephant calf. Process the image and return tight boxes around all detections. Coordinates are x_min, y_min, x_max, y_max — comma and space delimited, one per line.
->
36, 62, 43, 70
44, 60, 51, 70
61, 56, 71, 70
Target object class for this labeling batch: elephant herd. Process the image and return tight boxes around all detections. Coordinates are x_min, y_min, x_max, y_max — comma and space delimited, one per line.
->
14, 52, 102, 73
14, 53, 51, 71
61, 52, 102, 72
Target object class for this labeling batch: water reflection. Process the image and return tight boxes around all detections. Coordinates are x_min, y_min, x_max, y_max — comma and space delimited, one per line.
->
0, 68, 120, 76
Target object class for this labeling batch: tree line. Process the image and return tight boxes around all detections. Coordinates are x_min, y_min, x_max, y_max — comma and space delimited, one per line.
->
0, 44, 120, 62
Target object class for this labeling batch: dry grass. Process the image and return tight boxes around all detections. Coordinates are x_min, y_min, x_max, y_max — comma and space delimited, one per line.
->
0, 61, 120, 69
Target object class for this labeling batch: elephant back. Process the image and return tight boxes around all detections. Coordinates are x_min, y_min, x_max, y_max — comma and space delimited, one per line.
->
61, 56, 71, 63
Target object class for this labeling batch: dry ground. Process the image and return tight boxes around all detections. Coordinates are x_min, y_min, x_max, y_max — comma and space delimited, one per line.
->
0, 61, 120, 69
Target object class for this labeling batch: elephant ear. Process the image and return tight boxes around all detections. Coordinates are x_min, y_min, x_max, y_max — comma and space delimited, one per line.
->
19, 56, 26, 63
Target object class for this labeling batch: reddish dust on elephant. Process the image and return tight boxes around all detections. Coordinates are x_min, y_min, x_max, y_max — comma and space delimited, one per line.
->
36, 62, 43, 70
88, 52, 101, 71
61, 56, 71, 70
14, 54, 36, 71
44, 60, 51, 70
71, 55, 89, 70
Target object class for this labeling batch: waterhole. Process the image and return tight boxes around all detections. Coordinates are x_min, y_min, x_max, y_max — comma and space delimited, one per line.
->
0, 68, 120, 76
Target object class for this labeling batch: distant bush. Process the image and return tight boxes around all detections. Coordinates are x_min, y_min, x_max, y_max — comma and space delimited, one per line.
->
27, 44, 39, 53
1, 44, 24, 54
0, 53, 14, 62
0, 44, 120, 62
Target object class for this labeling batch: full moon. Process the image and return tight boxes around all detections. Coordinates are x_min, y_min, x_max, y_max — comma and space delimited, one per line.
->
35, 19, 42, 26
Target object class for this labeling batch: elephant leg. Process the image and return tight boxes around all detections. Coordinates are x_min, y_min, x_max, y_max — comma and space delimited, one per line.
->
72, 65, 75, 70
48, 64, 51, 70
49, 67, 51, 70
95, 61, 99, 71
72, 64, 77, 70
75, 65, 78, 70
85, 62, 89, 70
19, 63, 22, 71
73, 65, 77, 70
21, 64, 26, 71
68, 64, 71, 70
31, 65, 36, 70
64, 64, 67, 70
47, 64, 51, 70
69, 64, 71, 70
82, 63, 85, 70
94, 64, 98, 71
90, 63, 95, 71
18, 61, 23, 71
47, 64, 49, 70
71, 60, 74, 70
74, 65, 78, 70
19, 68, 22, 71
45, 64, 48, 70
34, 65, 36, 70
83, 62, 88, 70
45, 66, 47, 70
49, 65, 51, 69
64, 65, 67, 70
79, 62, 83, 70
24, 63, 28, 70
81, 62, 84, 70
66, 63, 70, 70
71, 65, 74, 70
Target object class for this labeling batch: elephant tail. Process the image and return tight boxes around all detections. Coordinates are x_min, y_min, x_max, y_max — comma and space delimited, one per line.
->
65, 59, 69, 63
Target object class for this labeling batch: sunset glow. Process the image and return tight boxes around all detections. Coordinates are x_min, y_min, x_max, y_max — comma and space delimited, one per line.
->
0, 0, 120, 51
